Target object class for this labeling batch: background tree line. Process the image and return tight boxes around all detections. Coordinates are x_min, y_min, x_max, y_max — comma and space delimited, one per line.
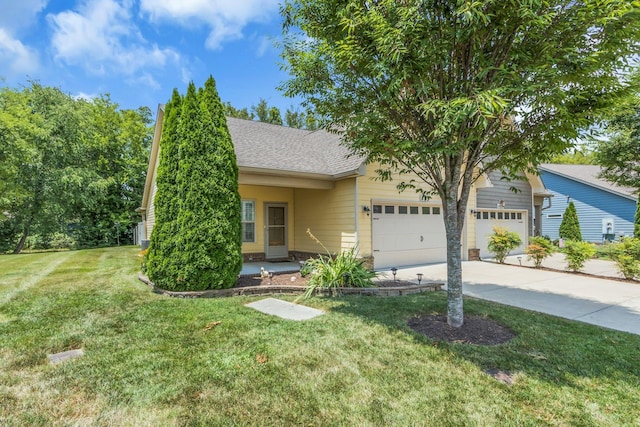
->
223, 98, 319, 130
0, 82, 153, 253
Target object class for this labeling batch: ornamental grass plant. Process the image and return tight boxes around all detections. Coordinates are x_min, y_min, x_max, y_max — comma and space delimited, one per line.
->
301, 229, 376, 298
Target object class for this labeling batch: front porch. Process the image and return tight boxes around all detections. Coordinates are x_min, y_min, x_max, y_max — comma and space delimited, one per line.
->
240, 260, 302, 277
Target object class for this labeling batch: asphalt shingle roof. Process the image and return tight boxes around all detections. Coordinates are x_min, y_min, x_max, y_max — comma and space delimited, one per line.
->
539, 164, 637, 200
226, 117, 365, 177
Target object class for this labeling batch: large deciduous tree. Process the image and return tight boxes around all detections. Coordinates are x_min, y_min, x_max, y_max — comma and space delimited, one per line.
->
280, 0, 640, 326
0, 82, 151, 253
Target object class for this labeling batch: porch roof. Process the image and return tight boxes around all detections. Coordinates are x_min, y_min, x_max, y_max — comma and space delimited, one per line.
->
227, 117, 365, 178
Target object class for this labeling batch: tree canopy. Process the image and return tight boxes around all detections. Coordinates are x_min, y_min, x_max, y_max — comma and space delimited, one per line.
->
280, 0, 640, 326
595, 91, 640, 189
0, 82, 151, 253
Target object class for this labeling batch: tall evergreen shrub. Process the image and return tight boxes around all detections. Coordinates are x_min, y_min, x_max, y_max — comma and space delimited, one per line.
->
146, 89, 183, 288
174, 77, 242, 290
559, 201, 582, 241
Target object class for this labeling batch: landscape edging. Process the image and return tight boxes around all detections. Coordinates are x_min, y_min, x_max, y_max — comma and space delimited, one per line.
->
137, 273, 443, 298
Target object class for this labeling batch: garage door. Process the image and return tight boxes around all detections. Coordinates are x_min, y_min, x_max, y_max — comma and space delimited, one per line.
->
372, 202, 447, 269
475, 209, 528, 259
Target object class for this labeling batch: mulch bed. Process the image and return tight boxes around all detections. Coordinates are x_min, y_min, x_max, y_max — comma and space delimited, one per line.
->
407, 314, 516, 345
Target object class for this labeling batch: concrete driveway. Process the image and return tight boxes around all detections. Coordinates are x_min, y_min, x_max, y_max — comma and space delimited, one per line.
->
383, 255, 640, 336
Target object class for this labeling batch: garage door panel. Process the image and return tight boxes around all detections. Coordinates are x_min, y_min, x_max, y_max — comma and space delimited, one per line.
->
475, 210, 528, 259
372, 201, 447, 269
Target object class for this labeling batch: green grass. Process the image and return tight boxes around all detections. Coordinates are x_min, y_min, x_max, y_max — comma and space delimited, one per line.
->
1, 247, 639, 426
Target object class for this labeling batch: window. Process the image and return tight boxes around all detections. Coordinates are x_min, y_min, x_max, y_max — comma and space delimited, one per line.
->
482, 211, 489, 219
432, 207, 441, 215
385, 205, 395, 214
517, 213, 522, 220
422, 206, 430, 214
490, 211, 496, 219
399, 206, 408, 214
511, 212, 517, 220
497, 212, 503, 219
410, 206, 419, 215
241, 200, 255, 242
373, 205, 382, 214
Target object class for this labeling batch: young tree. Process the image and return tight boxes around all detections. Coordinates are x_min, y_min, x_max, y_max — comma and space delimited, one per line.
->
280, 0, 640, 326
559, 201, 582, 242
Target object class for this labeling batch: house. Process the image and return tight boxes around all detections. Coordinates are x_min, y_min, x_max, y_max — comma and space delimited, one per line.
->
138, 105, 549, 268
539, 164, 637, 242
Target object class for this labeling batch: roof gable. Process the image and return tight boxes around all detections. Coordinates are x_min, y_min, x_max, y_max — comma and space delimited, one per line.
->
539, 164, 636, 200
226, 117, 364, 177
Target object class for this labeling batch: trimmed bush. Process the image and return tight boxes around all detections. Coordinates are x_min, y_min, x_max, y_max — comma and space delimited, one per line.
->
559, 201, 582, 241
487, 226, 522, 263
610, 237, 640, 279
563, 240, 595, 272
525, 236, 555, 268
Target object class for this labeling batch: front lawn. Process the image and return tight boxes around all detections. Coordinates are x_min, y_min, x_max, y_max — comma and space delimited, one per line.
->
1, 247, 639, 425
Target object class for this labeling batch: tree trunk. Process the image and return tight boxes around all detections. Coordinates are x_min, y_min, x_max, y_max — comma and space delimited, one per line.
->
444, 193, 464, 327
13, 220, 31, 254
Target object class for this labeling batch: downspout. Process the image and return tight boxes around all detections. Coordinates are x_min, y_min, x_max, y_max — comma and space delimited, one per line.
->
354, 176, 359, 255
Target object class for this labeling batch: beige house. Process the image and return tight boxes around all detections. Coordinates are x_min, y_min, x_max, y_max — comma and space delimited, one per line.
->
138, 106, 548, 269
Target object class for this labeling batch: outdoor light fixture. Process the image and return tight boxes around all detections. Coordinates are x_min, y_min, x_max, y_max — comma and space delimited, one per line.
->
268, 270, 275, 285
362, 206, 371, 216
391, 267, 398, 282
416, 273, 423, 285
342, 272, 350, 286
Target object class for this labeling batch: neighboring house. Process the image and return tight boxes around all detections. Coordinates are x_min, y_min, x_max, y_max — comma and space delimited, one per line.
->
475, 170, 551, 258
539, 164, 637, 242
138, 105, 548, 268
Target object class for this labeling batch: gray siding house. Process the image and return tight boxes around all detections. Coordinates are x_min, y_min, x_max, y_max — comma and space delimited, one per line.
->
539, 164, 637, 242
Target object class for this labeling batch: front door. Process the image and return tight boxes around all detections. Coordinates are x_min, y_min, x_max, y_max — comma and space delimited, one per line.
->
265, 203, 288, 259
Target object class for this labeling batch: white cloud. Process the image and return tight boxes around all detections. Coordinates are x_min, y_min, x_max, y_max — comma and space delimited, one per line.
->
139, 0, 280, 50
0, 28, 39, 76
48, 0, 180, 82
0, 0, 48, 33
255, 35, 273, 57
74, 92, 97, 102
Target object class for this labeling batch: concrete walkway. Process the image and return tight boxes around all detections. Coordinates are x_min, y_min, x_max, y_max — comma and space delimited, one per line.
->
384, 257, 640, 336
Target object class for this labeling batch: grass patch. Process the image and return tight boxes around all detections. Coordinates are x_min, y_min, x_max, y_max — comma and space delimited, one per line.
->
1, 247, 639, 425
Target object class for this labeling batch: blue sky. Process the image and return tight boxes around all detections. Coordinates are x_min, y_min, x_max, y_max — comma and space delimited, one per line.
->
0, 0, 300, 116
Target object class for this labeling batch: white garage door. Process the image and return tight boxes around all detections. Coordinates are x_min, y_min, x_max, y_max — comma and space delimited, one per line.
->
475, 209, 528, 259
372, 202, 447, 269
